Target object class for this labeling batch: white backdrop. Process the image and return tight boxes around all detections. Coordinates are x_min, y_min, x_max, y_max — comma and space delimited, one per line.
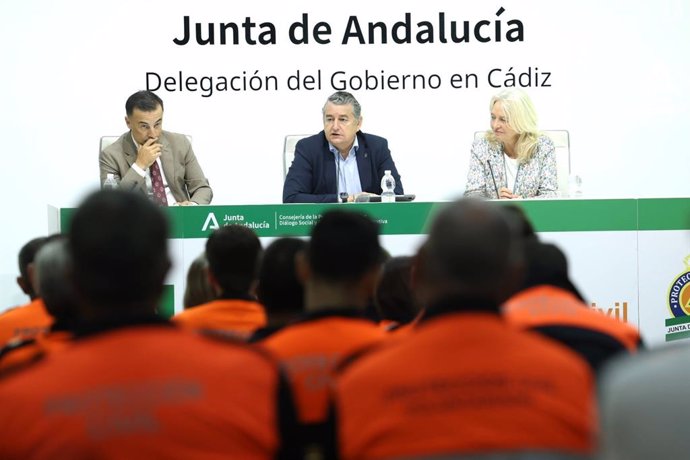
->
1, 0, 689, 309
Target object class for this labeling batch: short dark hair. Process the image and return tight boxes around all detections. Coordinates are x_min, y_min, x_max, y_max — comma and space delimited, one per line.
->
308, 210, 382, 282
206, 225, 262, 298
257, 238, 307, 315
521, 240, 585, 301
499, 204, 537, 240
375, 256, 418, 324
17, 236, 48, 299
424, 199, 522, 296
125, 90, 164, 117
183, 253, 215, 309
69, 190, 170, 312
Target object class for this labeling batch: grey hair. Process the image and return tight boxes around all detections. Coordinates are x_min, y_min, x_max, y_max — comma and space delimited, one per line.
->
34, 238, 76, 315
323, 91, 362, 119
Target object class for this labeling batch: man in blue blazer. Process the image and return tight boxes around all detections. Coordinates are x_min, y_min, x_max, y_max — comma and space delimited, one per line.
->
283, 92, 404, 203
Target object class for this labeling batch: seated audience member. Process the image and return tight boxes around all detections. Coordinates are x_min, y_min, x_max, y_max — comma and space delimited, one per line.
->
31, 237, 77, 333
465, 89, 557, 199
499, 204, 588, 302
334, 199, 596, 460
0, 236, 55, 345
261, 210, 388, 455
503, 240, 642, 373
252, 238, 308, 341
100, 90, 212, 205
500, 203, 538, 240
173, 225, 267, 339
14, 237, 46, 302
0, 238, 75, 375
283, 91, 404, 203
182, 253, 216, 309
374, 256, 421, 331
599, 347, 690, 460
0, 190, 296, 459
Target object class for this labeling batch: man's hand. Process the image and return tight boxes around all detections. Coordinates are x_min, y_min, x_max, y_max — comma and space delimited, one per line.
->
176, 201, 196, 206
351, 192, 378, 202
135, 138, 162, 169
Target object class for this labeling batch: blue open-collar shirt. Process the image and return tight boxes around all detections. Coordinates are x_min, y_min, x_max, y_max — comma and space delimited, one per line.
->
329, 137, 363, 196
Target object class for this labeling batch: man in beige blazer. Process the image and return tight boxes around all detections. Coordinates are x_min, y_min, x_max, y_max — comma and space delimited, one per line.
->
99, 91, 212, 205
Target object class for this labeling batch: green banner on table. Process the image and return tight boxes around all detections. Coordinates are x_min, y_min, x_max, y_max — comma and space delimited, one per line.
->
638, 198, 690, 231
175, 202, 442, 238
58, 198, 690, 237
515, 199, 638, 232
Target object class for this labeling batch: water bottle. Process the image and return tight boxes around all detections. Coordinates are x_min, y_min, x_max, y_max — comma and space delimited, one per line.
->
103, 173, 118, 190
380, 170, 395, 203
568, 174, 583, 198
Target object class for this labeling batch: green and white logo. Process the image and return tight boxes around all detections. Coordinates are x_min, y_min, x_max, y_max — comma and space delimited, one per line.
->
202, 212, 220, 232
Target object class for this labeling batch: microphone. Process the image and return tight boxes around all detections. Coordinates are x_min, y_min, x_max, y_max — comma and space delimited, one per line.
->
486, 160, 500, 199
470, 149, 500, 199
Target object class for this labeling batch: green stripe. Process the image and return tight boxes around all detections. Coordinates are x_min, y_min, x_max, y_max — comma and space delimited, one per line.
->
639, 198, 690, 231
59, 208, 76, 233
179, 202, 445, 238
666, 330, 690, 342
665, 315, 690, 326
512, 199, 638, 232
166, 206, 186, 239
157, 285, 175, 319
58, 199, 687, 238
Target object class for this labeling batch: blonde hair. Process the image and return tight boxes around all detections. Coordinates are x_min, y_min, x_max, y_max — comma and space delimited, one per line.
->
485, 89, 540, 163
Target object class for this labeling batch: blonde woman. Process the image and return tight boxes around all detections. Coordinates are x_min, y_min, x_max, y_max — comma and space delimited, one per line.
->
465, 89, 557, 199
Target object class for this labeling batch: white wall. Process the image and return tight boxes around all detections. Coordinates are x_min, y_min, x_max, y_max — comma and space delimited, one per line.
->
1, 0, 688, 308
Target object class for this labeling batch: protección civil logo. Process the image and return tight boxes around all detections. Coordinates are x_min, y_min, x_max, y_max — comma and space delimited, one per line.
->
665, 255, 690, 342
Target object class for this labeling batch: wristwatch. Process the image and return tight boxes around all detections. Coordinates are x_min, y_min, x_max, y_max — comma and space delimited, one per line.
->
339, 192, 349, 203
